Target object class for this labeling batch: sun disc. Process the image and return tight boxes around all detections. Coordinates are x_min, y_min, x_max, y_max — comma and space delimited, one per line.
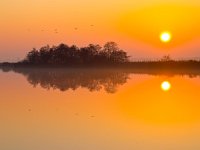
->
160, 32, 171, 43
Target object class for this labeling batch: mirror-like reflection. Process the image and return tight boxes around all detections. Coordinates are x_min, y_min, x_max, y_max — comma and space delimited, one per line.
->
1, 69, 200, 150
161, 81, 171, 91
1, 67, 200, 93
1, 68, 129, 93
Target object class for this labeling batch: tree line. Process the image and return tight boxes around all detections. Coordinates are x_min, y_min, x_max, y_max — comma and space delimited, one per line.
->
22, 42, 129, 65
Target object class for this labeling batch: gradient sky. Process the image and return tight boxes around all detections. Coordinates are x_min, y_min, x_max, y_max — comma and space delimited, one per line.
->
1, 0, 200, 61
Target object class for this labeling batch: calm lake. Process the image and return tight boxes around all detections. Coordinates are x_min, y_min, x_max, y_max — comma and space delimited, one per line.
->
1, 68, 200, 150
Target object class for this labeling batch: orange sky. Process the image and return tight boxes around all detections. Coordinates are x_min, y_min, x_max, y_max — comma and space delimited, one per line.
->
0, 0, 200, 61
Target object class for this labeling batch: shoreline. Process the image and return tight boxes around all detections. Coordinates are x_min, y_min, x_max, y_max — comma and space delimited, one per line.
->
1, 61, 200, 69
1, 61, 200, 77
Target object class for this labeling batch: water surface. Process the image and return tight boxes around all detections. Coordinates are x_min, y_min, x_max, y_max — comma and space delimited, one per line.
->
1, 68, 200, 150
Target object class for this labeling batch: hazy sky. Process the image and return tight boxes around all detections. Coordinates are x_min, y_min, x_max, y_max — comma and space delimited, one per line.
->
1, 0, 200, 61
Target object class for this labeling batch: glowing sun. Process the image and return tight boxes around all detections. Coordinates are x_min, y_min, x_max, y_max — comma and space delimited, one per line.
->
161, 81, 171, 91
160, 32, 171, 43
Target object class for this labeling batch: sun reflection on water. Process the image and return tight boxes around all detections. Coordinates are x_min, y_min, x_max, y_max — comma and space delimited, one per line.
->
161, 81, 171, 91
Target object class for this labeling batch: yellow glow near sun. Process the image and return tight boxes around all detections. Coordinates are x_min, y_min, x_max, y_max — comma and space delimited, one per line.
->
160, 32, 171, 43
161, 81, 171, 91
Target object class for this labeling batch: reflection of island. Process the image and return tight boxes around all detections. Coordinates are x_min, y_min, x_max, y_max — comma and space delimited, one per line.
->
2, 68, 129, 93
2, 66, 200, 93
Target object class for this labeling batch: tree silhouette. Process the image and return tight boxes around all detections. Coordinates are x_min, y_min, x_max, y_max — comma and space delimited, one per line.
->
161, 55, 172, 62
23, 42, 129, 65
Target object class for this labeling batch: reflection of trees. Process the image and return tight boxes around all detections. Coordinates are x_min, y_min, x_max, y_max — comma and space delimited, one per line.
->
2, 66, 200, 93
7, 68, 129, 93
